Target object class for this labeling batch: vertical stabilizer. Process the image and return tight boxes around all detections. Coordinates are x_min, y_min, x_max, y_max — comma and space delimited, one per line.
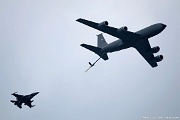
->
97, 34, 108, 48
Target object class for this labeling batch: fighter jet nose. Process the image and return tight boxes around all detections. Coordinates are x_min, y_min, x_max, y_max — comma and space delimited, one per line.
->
33, 92, 39, 96
162, 24, 166, 29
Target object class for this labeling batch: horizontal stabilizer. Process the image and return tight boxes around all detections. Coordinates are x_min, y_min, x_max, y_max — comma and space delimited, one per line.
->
81, 44, 101, 53
10, 100, 16, 103
81, 44, 109, 60
101, 53, 109, 60
30, 105, 35, 108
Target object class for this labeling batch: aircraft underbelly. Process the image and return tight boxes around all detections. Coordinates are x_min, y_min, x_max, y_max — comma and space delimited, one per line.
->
102, 44, 122, 53
102, 40, 136, 53
116, 38, 144, 50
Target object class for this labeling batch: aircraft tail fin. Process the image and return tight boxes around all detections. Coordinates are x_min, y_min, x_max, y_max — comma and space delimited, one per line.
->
97, 33, 108, 48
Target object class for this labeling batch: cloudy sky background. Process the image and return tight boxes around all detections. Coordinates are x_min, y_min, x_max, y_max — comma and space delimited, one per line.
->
0, 0, 179, 120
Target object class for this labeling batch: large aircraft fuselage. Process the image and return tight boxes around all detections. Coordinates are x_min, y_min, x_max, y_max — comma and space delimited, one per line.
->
136, 23, 166, 39
99, 23, 166, 54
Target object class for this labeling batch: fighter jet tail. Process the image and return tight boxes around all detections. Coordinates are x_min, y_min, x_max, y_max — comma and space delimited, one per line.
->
30, 105, 35, 108
10, 100, 16, 103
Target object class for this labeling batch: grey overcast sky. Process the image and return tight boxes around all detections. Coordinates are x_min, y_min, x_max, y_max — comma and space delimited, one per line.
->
0, 0, 179, 120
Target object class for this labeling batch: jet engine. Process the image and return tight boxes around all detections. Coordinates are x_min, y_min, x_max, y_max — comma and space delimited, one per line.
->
98, 21, 108, 28
154, 55, 163, 62
150, 46, 160, 53
117, 26, 128, 33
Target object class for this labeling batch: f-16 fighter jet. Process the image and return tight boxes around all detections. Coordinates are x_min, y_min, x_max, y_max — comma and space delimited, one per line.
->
11, 92, 39, 109
77, 18, 166, 68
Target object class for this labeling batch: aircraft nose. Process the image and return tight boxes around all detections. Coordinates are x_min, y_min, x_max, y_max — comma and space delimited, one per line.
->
33, 92, 39, 96
162, 24, 166, 29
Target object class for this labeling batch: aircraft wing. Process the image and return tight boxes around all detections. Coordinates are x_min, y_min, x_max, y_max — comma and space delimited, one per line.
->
133, 39, 158, 67
17, 102, 22, 109
24, 100, 34, 108
12, 93, 24, 100
76, 18, 140, 41
14, 94, 23, 98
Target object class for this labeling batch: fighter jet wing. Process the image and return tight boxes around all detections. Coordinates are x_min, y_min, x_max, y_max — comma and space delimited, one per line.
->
133, 39, 158, 67
24, 100, 34, 108
76, 18, 140, 41
14, 94, 23, 98
17, 102, 22, 109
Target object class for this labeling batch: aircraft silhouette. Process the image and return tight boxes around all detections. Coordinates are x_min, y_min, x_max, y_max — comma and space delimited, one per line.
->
11, 92, 39, 109
77, 18, 166, 71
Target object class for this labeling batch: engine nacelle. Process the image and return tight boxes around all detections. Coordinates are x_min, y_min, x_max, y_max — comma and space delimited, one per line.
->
98, 21, 108, 28
117, 26, 128, 34
150, 46, 160, 53
154, 55, 163, 62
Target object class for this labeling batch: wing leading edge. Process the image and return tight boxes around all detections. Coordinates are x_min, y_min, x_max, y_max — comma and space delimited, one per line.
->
76, 18, 140, 41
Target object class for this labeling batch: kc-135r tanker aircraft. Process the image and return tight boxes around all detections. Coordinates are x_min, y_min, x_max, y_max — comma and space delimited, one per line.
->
76, 18, 166, 71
